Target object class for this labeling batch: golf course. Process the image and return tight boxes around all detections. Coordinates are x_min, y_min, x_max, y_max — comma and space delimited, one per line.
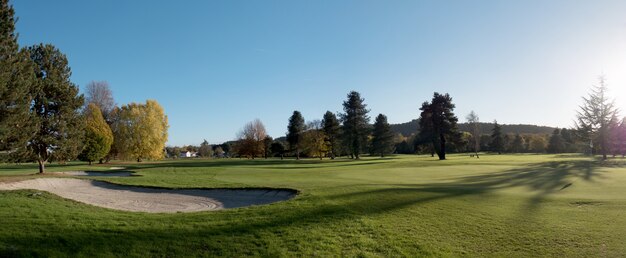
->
1, 154, 624, 257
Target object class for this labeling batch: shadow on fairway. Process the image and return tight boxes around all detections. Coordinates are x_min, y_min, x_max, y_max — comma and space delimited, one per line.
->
0, 159, 610, 256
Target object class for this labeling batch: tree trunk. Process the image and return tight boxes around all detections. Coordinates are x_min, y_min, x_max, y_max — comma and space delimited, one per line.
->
280, 154, 284, 160
99, 159, 104, 164
89, 161, 92, 165
438, 134, 446, 160
296, 147, 300, 160
37, 159, 45, 174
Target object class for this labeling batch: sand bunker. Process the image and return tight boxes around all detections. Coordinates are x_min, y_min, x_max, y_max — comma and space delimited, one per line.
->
0, 178, 296, 213
51, 171, 134, 177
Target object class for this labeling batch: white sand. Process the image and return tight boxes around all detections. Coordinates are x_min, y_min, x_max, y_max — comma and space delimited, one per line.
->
0, 178, 295, 213
51, 171, 134, 177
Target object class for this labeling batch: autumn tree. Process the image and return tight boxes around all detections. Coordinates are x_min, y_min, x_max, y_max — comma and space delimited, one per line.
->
0, 0, 35, 162
576, 76, 619, 160
491, 120, 504, 154
287, 111, 305, 159
322, 111, 341, 159
341, 91, 370, 159
466, 111, 480, 158
418, 92, 459, 160
78, 104, 113, 165
371, 114, 394, 157
236, 119, 267, 159
302, 120, 328, 160
112, 100, 169, 162
84, 81, 115, 120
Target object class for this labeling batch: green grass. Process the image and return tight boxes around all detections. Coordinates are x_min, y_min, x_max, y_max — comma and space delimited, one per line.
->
1, 154, 625, 257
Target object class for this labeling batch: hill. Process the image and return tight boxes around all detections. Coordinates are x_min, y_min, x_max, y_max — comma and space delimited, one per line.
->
390, 119, 558, 136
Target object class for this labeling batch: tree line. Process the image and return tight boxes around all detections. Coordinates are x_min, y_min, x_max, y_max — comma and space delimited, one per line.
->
0, 2, 169, 172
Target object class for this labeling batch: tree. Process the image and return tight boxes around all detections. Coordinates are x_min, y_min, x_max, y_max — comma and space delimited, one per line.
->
0, 0, 35, 162
511, 134, 526, 153
270, 141, 286, 160
112, 100, 169, 162
371, 114, 394, 157
24, 44, 85, 173
322, 111, 341, 159
78, 104, 113, 165
198, 139, 213, 158
214, 146, 225, 158
547, 129, 565, 154
263, 136, 273, 159
466, 111, 480, 158
302, 120, 328, 160
287, 111, 305, 159
341, 91, 370, 159
220, 143, 232, 157
576, 76, 619, 160
84, 81, 115, 121
418, 92, 459, 160
236, 119, 267, 159
490, 120, 504, 154
528, 135, 547, 153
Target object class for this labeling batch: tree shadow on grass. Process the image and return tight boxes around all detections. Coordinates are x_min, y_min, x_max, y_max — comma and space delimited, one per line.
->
0, 159, 610, 256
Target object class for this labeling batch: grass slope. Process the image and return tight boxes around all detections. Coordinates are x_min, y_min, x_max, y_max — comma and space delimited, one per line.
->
0, 154, 625, 257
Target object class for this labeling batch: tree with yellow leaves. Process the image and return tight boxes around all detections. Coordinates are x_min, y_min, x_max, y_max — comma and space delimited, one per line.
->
112, 100, 168, 162
79, 103, 113, 165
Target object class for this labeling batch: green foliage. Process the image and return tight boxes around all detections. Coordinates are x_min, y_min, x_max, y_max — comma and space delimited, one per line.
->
287, 111, 305, 159
79, 104, 113, 164
269, 141, 286, 158
547, 129, 565, 154
490, 120, 504, 154
0, 0, 35, 162
576, 77, 619, 159
198, 140, 213, 158
340, 91, 370, 159
370, 114, 394, 157
418, 92, 459, 160
321, 111, 340, 159
26, 44, 85, 172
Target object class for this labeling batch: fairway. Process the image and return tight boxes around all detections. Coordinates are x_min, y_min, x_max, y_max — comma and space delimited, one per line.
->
1, 154, 625, 257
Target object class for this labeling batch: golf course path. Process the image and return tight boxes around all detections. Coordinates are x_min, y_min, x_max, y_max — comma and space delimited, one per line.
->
0, 178, 296, 213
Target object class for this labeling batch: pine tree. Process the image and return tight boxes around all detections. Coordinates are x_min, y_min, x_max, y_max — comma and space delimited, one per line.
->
490, 120, 504, 154
418, 92, 459, 160
27, 44, 85, 173
371, 114, 394, 157
287, 111, 305, 160
547, 129, 565, 154
0, 0, 35, 161
322, 111, 340, 159
576, 76, 619, 160
340, 91, 370, 159
79, 103, 113, 165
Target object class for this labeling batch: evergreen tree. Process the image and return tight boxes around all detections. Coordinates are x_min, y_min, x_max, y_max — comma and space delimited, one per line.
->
79, 104, 113, 165
263, 136, 273, 159
322, 111, 340, 159
287, 110, 305, 160
465, 111, 480, 158
371, 114, 394, 157
576, 76, 619, 160
547, 129, 565, 154
418, 92, 459, 160
27, 44, 85, 173
490, 120, 504, 154
0, 0, 35, 162
340, 91, 370, 159
270, 141, 286, 160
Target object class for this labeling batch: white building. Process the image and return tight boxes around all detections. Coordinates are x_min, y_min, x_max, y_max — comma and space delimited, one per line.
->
180, 151, 198, 158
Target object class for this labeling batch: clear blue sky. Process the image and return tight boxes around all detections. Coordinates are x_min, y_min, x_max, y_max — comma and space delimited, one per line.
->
12, 0, 626, 146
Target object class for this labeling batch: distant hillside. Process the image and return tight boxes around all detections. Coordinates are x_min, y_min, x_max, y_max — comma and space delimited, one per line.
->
390, 119, 558, 136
